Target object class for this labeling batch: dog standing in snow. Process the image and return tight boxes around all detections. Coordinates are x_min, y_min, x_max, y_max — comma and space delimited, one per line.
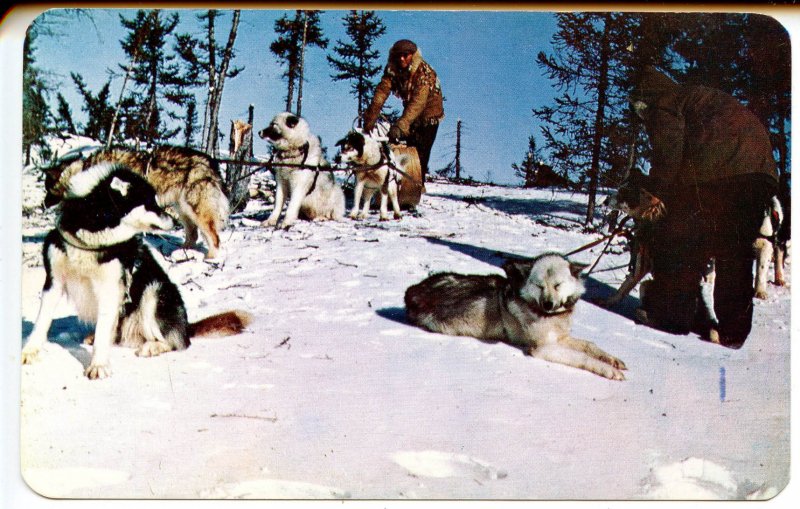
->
44, 145, 230, 260
405, 253, 627, 380
258, 112, 345, 229
335, 130, 420, 221
22, 163, 251, 379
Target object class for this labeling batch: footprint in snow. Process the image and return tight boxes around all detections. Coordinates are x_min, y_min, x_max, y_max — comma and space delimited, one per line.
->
200, 479, 351, 499
392, 450, 507, 481
642, 457, 778, 500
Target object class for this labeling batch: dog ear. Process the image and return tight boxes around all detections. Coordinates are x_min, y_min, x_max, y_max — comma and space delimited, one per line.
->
110, 176, 131, 197
285, 115, 300, 128
569, 261, 590, 279
502, 259, 534, 287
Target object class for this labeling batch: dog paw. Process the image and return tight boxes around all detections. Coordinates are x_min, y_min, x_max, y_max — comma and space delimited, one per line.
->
754, 289, 768, 300
136, 341, 172, 358
85, 364, 112, 379
393, 213, 402, 220
607, 356, 627, 370
262, 218, 279, 227
83, 333, 95, 345
608, 368, 626, 381
773, 278, 786, 287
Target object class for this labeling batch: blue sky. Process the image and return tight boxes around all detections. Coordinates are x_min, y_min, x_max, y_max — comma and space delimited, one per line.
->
32, 8, 560, 185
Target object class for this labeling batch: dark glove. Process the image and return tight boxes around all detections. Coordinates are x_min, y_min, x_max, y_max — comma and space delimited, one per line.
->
388, 125, 404, 143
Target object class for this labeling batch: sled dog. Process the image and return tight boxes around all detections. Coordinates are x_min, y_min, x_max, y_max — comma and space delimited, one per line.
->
22, 163, 251, 379
335, 130, 420, 220
258, 112, 345, 228
405, 253, 627, 380
603, 168, 783, 304
44, 145, 230, 259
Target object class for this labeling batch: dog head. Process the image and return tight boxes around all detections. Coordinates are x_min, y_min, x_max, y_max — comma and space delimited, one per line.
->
503, 254, 587, 314
334, 131, 367, 164
42, 153, 86, 207
58, 162, 173, 248
604, 168, 665, 221
259, 112, 311, 152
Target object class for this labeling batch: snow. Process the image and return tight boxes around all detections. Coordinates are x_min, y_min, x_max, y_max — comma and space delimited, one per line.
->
15, 136, 792, 503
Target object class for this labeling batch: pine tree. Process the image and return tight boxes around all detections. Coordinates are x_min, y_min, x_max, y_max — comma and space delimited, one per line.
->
71, 73, 115, 141
512, 136, 542, 188
270, 10, 328, 115
118, 9, 193, 146
183, 99, 197, 147
327, 10, 386, 126
176, 9, 243, 156
22, 22, 52, 164
535, 13, 641, 224
53, 93, 76, 134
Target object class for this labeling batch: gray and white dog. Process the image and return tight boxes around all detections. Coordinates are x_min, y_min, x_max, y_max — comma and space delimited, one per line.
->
258, 112, 345, 229
405, 253, 627, 380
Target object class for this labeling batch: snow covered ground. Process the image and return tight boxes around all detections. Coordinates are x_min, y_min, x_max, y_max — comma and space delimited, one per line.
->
13, 139, 792, 503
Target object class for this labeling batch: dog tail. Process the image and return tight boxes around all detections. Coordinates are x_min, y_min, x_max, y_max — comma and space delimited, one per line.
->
189, 310, 253, 338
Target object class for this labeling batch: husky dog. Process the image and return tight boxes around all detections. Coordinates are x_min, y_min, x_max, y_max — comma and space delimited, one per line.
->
258, 112, 345, 228
604, 168, 783, 305
405, 254, 627, 380
44, 145, 230, 259
753, 195, 785, 298
335, 130, 421, 220
22, 163, 251, 379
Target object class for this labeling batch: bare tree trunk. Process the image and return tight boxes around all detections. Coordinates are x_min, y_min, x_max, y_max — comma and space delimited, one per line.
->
296, 13, 308, 117
202, 10, 218, 154
207, 10, 240, 158
107, 49, 139, 148
585, 15, 611, 226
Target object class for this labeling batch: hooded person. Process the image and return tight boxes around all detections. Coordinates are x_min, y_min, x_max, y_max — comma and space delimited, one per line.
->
631, 66, 778, 347
362, 39, 445, 182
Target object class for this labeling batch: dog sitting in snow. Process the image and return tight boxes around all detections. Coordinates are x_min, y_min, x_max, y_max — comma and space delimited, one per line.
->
22, 163, 252, 379
405, 253, 627, 380
334, 130, 421, 221
258, 112, 345, 229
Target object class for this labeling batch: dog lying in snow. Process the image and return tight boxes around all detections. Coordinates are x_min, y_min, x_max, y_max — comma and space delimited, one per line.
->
335, 130, 421, 221
22, 163, 251, 379
258, 112, 345, 229
405, 253, 627, 380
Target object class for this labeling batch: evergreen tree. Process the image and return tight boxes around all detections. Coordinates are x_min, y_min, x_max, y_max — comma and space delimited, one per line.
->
71, 73, 115, 141
512, 135, 542, 188
53, 93, 76, 134
183, 99, 198, 147
327, 10, 386, 126
22, 22, 52, 164
176, 9, 243, 156
535, 13, 634, 224
118, 9, 193, 146
270, 10, 328, 114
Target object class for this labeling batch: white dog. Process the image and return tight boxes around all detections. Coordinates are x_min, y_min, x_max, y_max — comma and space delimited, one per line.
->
258, 112, 345, 228
335, 130, 420, 221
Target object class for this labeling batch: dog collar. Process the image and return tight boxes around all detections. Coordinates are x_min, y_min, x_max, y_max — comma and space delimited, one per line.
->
56, 228, 119, 252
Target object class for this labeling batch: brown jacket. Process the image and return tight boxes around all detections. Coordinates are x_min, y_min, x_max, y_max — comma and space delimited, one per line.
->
633, 66, 778, 195
363, 49, 444, 134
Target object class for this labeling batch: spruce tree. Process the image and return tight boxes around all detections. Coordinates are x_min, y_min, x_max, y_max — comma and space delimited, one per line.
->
118, 9, 193, 146
270, 10, 328, 115
327, 10, 386, 126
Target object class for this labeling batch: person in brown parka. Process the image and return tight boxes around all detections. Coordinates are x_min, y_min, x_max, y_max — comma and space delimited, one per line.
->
631, 66, 778, 347
362, 39, 445, 182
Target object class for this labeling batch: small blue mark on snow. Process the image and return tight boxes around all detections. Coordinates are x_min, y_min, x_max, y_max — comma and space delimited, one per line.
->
719, 367, 726, 402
